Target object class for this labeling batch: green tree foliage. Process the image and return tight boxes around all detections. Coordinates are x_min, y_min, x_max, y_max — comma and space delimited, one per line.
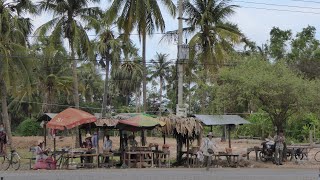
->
148, 53, 171, 115
16, 118, 41, 136
218, 56, 314, 133
236, 112, 273, 138
0, 0, 35, 143
288, 26, 320, 79
107, 0, 176, 112
30, 37, 73, 113
287, 113, 320, 142
78, 63, 104, 103
36, 0, 101, 110
269, 27, 292, 61
183, 0, 243, 71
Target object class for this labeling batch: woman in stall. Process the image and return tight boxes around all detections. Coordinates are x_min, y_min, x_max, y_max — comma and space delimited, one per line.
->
82, 133, 94, 164
34, 140, 56, 169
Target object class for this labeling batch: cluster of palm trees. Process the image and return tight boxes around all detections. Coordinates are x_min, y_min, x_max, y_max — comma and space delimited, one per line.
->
0, 0, 243, 142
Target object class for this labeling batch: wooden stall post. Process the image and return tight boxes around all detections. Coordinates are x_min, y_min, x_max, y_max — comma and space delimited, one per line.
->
78, 128, 82, 147
44, 122, 47, 149
96, 128, 100, 154
186, 133, 190, 168
141, 130, 146, 146
228, 125, 231, 148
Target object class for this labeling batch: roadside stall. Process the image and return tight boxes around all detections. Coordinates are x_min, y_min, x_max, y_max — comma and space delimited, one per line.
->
159, 115, 203, 167
46, 108, 97, 169
194, 114, 250, 167
93, 115, 122, 168
38, 113, 57, 148
116, 114, 166, 168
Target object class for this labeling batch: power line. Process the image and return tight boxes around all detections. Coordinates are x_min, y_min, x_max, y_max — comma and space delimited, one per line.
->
289, 0, 320, 4
13, 99, 265, 115
235, 0, 320, 10
12, 100, 171, 113
241, 6, 320, 15
0, 54, 239, 66
27, 32, 167, 38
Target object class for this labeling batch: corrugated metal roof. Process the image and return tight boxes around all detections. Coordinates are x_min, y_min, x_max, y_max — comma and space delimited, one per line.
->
38, 113, 57, 121
194, 115, 250, 125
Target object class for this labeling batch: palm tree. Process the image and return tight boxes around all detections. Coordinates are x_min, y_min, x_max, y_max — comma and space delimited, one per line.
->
36, 0, 101, 109
36, 0, 101, 147
184, 0, 243, 71
78, 62, 103, 103
0, 0, 34, 143
149, 53, 171, 115
107, 0, 176, 112
30, 37, 73, 113
89, 11, 138, 117
112, 59, 143, 106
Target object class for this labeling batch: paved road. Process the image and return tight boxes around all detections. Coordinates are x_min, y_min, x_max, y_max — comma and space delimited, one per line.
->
0, 168, 318, 180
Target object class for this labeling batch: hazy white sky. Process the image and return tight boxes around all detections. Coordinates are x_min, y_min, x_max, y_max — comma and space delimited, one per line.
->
29, 0, 320, 62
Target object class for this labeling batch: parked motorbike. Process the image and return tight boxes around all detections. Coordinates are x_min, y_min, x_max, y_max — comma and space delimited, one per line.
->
259, 139, 275, 162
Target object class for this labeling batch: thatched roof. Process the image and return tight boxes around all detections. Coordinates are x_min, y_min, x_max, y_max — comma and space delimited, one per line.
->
94, 114, 132, 127
159, 115, 203, 138
95, 118, 119, 127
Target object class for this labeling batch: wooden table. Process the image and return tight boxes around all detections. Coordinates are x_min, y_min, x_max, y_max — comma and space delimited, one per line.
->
59, 152, 99, 169
124, 151, 153, 168
213, 154, 239, 167
152, 151, 170, 168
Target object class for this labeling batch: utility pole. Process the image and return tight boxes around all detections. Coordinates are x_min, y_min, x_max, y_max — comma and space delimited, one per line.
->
177, 0, 184, 116
176, 0, 188, 117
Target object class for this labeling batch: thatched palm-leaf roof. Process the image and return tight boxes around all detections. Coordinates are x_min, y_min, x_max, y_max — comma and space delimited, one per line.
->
159, 115, 203, 138
94, 114, 129, 127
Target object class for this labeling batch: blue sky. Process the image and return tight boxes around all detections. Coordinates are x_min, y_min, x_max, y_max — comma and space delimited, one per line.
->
29, 0, 320, 61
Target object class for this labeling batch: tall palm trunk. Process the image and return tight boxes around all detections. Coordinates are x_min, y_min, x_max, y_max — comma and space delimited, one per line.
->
70, 39, 80, 148
142, 31, 147, 112
42, 91, 49, 113
0, 78, 12, 146
101, 57, 110, 118
159, 76, 163, 116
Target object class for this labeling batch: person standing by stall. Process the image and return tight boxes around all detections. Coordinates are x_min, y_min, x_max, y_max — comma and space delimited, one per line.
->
274, 130, 285, 165
200, 132, 216, 171
103, 135, 113, 164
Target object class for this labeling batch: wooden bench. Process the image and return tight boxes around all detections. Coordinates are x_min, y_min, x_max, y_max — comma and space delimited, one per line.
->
98, 152, 114, 168
238, 136, 252, 139
246, 146, 262, 161
25, 147, 36, 169
213, 154, 239, 167
124, 151, 154, 168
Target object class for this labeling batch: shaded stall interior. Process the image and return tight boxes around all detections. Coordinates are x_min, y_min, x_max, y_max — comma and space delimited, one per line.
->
159, 115, 203, 167
194, 115, 250, 148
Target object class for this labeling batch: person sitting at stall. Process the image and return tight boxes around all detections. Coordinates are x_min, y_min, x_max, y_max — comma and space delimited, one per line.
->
128, 135, 138, 149
35, 140, 49, 161
82, 133, 94, 164
92, 132, 98, 150
103, 135, 112, 164
34, 140, 56, 170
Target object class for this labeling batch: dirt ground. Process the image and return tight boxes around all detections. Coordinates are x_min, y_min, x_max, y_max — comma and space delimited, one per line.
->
10, 136, 320, 170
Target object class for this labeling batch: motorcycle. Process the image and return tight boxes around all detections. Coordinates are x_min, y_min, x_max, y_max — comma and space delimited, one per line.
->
259, 139, 275, 162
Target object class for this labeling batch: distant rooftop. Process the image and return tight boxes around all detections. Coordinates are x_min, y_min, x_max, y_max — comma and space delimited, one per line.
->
194, 115, 250, 126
